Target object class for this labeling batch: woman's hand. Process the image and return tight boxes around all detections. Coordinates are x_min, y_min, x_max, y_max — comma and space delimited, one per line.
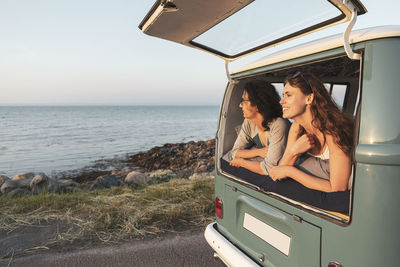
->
290, 133, 315, 156
269, 166, 293, 181
230, 158, 244, 168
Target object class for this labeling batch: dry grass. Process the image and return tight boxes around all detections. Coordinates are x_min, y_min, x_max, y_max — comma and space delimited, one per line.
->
0, 178, 215, 245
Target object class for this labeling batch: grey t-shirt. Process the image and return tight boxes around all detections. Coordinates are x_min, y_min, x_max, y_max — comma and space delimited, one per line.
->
229, 117, 291, 175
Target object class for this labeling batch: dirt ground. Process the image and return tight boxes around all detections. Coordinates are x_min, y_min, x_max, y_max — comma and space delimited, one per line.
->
0, 220, 207, 264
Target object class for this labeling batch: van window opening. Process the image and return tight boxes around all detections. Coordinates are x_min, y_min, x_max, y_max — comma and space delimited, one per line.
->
218, 55, 361, 222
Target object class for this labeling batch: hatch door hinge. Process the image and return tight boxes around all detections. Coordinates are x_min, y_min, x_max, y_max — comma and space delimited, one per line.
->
343, 0, 361, 60
225, 60, 238, 85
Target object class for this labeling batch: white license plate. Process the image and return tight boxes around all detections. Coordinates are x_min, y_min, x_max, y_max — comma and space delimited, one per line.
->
243, 213, 291, 255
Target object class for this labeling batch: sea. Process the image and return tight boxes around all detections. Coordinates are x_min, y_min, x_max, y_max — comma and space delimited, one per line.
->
0, 105, 220, 178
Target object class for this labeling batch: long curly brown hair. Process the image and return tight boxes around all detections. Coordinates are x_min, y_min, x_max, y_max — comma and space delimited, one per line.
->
284, 72, 353, 155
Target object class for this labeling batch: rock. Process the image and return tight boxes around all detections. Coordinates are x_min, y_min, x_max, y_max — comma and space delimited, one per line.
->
1, 180, 19, 194
12, 172, 35, 181
149, 169, 177, 184
0, 175, 10, 188
131, 167, 147, 173
99, 174, 120, 188
57, 180, 82, 193
1, 179, 30, 194
124, 171, 149, 186
30, 173, 53, 194
108, 171, 128, 182
196, 164, 208, 173
89, 182, 105, 191
53, 179, 82, 193
126, 139, 215, 177
89, 174, 120, 190
57, 179, 80, 188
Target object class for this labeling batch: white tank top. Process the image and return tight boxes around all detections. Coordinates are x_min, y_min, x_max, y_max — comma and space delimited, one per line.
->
308, 146, 329, 160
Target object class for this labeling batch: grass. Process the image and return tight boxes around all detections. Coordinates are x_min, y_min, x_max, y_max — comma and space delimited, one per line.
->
0, 178, 215, 245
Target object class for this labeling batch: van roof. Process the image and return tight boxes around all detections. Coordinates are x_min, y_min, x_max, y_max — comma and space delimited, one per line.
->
232, 25, 400, 76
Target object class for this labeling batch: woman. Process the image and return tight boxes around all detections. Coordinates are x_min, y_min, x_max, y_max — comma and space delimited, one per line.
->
270, 72, 353, 192
228, 80, 290, 175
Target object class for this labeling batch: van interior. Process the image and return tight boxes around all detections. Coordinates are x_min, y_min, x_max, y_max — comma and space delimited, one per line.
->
218, 54, 361, 222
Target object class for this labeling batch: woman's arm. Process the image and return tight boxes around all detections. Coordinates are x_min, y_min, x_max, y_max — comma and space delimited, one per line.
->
279, 121, 306, 166
270, 135, 351, 192
324, 134, 351, 191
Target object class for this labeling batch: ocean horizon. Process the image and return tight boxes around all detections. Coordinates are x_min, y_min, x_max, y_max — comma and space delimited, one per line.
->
0, 105, 220, 178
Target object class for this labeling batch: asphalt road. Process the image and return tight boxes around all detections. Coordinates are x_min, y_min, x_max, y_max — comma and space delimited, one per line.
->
2, 232, 225, 267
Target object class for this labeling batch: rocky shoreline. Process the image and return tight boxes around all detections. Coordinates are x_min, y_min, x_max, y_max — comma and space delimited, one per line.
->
0, 139, 215, 197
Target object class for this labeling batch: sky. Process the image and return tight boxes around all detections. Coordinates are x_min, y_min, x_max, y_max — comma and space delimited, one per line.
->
0, 0, 399, 105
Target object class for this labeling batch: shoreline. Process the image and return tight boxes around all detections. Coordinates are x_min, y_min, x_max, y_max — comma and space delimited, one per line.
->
58, 138, 215, 184
0, 139, 216, 195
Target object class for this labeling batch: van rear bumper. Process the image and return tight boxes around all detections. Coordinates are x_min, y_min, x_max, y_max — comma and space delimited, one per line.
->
204, 222, 259, 267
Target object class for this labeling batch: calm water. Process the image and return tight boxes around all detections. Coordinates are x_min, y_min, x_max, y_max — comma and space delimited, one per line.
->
0, 105, 220, 177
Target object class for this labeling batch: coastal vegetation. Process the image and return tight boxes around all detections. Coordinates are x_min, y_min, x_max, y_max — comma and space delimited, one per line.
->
0, 139, 216, 259
0, 177, 214, 258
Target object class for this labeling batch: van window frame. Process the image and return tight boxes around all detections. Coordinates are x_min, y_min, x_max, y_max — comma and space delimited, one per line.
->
217, 51, 364, 225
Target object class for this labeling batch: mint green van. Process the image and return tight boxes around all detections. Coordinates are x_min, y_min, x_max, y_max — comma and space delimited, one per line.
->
140, 1, 400, 266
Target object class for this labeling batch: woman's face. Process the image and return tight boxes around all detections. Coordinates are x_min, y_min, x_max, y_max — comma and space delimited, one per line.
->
239, 91, 258, 119
280, 83, 311, 120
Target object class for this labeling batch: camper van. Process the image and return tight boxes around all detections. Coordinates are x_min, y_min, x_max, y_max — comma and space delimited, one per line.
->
140, 0, 400, 266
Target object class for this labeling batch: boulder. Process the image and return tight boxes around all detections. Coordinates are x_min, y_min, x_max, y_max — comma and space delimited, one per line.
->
124, 171, 149, 186
199, 165, 208, 172
30, 173, 53, 194
89, 182, 105, 191
89, 174, 120, 190
57, 179, 82, 193
57, 179, 80, 188
12, 172, 35, 181
1, 179, 30, 194
98, 174, 120, 188
0, 175, 10, 188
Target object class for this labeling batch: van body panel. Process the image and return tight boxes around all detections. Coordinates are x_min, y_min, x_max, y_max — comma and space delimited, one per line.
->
359, 38, 400, 145
356, 144, 400, 165
215, 175, 322, 266
320, 163, 400, 266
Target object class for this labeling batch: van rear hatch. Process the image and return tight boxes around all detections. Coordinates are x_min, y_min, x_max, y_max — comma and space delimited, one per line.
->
217, 182, 321, 266
139, 0, 366, 60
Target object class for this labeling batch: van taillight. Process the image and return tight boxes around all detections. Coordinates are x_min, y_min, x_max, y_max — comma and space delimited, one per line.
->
215, 197, 223, 218
328, 262, 343, 267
